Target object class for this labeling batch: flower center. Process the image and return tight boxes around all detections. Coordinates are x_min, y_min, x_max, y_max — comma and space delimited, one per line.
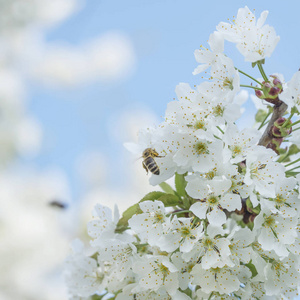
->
158, 263, 170, 277
250, 163, 267, 179
231, 145, 242, 157
207, 195, 219, 206
213, 104, 225, 117
205, 169, 216, 180
263, 215, 275, 227
272, 261, 288, 277
203, 238, 214, 249
154, 212, 164, 223
181, 226, 191, 235
223, 77, 234, 90
194, 142, 209, 155
194, 120, 206, 130
275, 194, 285, 205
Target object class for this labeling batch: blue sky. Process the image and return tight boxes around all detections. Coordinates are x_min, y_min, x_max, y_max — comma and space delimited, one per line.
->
25, 0, 300, 200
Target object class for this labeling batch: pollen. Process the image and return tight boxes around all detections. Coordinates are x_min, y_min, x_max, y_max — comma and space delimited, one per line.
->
194, 142, 209, 155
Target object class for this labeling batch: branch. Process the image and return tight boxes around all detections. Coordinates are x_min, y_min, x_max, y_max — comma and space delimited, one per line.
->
258, 97, 287, 147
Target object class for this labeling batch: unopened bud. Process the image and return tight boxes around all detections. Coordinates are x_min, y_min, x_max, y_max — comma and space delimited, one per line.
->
274, 117, 286, 127
270, 75, 282, 89
255, 89, 264, 99
264, 82, 271, 89
258, 76, 283, 100
272, 117, 292, 137
269, 86, 281, 97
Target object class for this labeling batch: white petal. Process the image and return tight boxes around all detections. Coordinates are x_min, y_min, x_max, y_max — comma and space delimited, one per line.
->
202, 249, 220, 269
208, 31, 224, 53
220, 193, 242, 211
207, 208, 226, 226
217, 270, 240, 294
190, 202, 208, 219
192, 63, 209, 75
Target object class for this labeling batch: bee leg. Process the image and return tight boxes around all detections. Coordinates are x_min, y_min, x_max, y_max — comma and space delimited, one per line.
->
142, 162, 148, 174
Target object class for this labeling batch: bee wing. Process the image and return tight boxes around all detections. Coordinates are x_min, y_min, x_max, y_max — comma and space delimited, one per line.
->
134, 156, 143, 162
123, 142, 141, 154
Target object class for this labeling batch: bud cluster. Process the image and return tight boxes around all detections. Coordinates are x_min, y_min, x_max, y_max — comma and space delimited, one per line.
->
255, 75, 283, 101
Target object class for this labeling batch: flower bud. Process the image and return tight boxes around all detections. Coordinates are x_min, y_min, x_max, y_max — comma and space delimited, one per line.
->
269, 86, 281, 97
270, 75, 283, 90
272, 117, 292, 137
274, 117, 286, 127
258, 75, 283, 100
255, 89, 264, 99
262, 82, 271, 95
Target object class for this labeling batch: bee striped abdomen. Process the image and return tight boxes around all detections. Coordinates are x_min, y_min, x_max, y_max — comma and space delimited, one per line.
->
144, 157, 160, 175
142, 148, 161, 175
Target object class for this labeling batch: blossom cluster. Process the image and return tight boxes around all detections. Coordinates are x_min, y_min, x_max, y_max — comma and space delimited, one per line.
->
65, 7, 300, 299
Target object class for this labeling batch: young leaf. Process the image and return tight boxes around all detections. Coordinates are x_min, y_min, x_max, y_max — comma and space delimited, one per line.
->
255, 109, 268, 123
158, 193, 180, 207
140, 191, 166, 202
288, 144, 300, 156
159, 182, 175, 195
245, 261, 258, 278
116, 203, 141, 231
175, 172, 187, 197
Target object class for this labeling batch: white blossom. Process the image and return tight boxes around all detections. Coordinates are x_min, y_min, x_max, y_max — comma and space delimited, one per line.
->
128, 200, 171, 246
189, 177, 241, 226
280, 71, 300, 112
158, 217, 203, 253
253, 208, 298, 257
65, 239, 103, 298
132, 255, 179, 296
217, 6, 280, 62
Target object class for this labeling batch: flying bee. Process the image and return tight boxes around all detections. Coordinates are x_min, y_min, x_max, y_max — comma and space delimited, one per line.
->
48, 200, 68, 209
142, 148, 163, 175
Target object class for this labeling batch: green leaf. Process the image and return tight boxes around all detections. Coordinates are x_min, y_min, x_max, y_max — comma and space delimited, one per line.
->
277, 148, 287, 155
159, 182, 175, 194
140, 191, 166, 202
288, 144, 300, 156
255, 109, 268, 123
116, 190, 180, 233
175, 173, 187, 197
158, 193, 180, 207
116, 203, 141, 231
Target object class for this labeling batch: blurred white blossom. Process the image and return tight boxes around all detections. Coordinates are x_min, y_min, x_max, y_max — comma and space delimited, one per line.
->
0, 169, 71, 300
32, 32, 136, 87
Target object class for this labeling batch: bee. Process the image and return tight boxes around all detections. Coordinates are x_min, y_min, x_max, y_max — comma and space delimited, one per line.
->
142, 148, 163, 175
48, 200, 68, 209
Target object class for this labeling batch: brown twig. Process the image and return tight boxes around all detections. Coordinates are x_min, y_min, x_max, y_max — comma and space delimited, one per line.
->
258, 97, 287, 147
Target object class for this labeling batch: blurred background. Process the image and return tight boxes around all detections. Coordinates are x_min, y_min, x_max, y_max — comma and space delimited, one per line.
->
0, 0, 299, 299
